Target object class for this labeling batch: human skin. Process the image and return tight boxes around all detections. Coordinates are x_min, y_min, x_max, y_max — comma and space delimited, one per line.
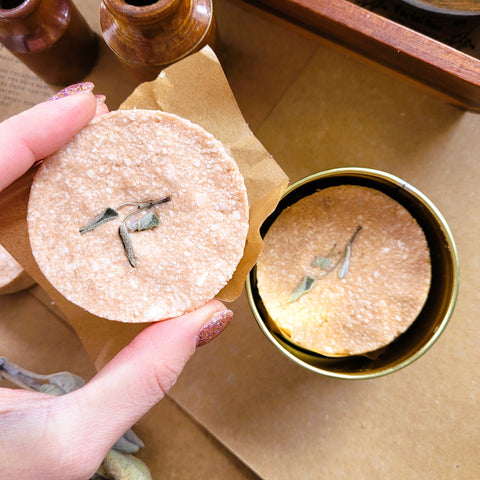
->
0, 86, 232, 479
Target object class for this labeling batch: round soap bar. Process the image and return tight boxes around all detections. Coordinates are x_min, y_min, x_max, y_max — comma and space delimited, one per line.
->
256, 185, 431, 356
0, 245, 35, 295
28, 109, 249, 323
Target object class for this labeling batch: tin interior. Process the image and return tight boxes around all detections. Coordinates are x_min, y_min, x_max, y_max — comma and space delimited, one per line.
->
246, 168, 459, 379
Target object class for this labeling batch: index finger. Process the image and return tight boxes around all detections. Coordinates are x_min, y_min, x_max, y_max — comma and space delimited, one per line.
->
0, 91, 99, 191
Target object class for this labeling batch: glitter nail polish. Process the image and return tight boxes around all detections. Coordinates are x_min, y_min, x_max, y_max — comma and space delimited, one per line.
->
0, 0, 98, 86
48, 82, 95, 101
196, 310, 233, 347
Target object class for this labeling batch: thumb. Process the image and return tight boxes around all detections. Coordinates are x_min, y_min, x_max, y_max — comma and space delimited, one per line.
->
63, 300, 231, 454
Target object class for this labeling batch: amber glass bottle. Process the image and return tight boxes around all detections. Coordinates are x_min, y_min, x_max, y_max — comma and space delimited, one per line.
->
0, 0, 99, 85
100, 0, 216, 83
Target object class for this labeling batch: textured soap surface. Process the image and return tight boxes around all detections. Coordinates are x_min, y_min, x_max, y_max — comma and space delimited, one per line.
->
28, 109, 249, 323
256, 185, 431, 356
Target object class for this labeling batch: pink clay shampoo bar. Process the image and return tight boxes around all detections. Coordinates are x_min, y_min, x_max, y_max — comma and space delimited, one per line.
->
0, 245, 35, 295
256, 185, 431, 356
28, 109, 249, 323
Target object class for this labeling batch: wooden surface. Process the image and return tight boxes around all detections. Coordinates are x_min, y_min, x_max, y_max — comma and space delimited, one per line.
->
241, 0, 480, 111
0, 0, 99, 85
399, 0, 480, 15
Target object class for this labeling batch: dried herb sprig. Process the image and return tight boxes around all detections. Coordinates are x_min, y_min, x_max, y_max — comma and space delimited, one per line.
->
79, 196, 170, 267
79, 197, 170, 235
288, 226, 362, 303
116, 197, 171, 211
79, 207, 119, 235
0, 357, 151, 480
118, 223, 136, 267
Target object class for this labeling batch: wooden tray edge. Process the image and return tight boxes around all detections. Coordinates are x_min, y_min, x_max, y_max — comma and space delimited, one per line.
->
241, 0, 480, 111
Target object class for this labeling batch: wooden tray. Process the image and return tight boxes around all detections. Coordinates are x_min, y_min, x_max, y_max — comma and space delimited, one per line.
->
397, 0, 480, 17
240, 0, 480, 111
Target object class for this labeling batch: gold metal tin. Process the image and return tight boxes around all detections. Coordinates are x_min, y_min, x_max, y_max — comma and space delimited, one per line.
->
246, 168, 459, 379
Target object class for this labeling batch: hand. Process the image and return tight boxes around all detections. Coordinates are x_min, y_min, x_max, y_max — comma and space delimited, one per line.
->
0, 83, 232, 479
0, 82, 108, 191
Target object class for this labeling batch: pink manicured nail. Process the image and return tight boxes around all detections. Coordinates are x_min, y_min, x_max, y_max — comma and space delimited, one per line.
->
48, 82, 95, 101
196, 310, 233, 347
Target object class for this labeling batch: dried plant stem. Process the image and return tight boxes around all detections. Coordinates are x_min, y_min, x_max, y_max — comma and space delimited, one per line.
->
78, 196, 171, 267
288, 225, 362, 303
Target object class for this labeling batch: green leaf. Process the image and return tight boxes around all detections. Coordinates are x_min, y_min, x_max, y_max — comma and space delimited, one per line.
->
338, 244, 351, 279
288, 275, 317, 303
80, 208, 118, 234
113, 428, 145, 454
122, 429, 145, 449
39, 384, 64, 396
119, 224, 135, 267
48, 372, 85, 393
311, 243, 336, 269
128, 211, 160, 232
100, 449, 152, 480
311, 255, 332, 269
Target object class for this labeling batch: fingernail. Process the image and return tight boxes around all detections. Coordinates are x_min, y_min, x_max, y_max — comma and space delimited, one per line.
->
95, 94, 106, 104
48, 82, 95, 101
196, 310, 233, 347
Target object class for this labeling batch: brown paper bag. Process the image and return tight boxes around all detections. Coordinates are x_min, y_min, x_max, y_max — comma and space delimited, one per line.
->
0, 47, 288, 370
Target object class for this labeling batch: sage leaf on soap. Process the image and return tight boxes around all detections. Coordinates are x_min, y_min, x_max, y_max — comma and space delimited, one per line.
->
117, 196, 171, 212
136, 196, 171, 210
80, 208, 119, 234
288, 226, 362, 302
311, 244, 336, 269
288, 275, 317, 303
337, 225, 361, 279
337, 244, 352, 279
119, 223, 135, 267
78, 196, 171, 267
311, 255, 332, 269
128, 211, 160, 232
